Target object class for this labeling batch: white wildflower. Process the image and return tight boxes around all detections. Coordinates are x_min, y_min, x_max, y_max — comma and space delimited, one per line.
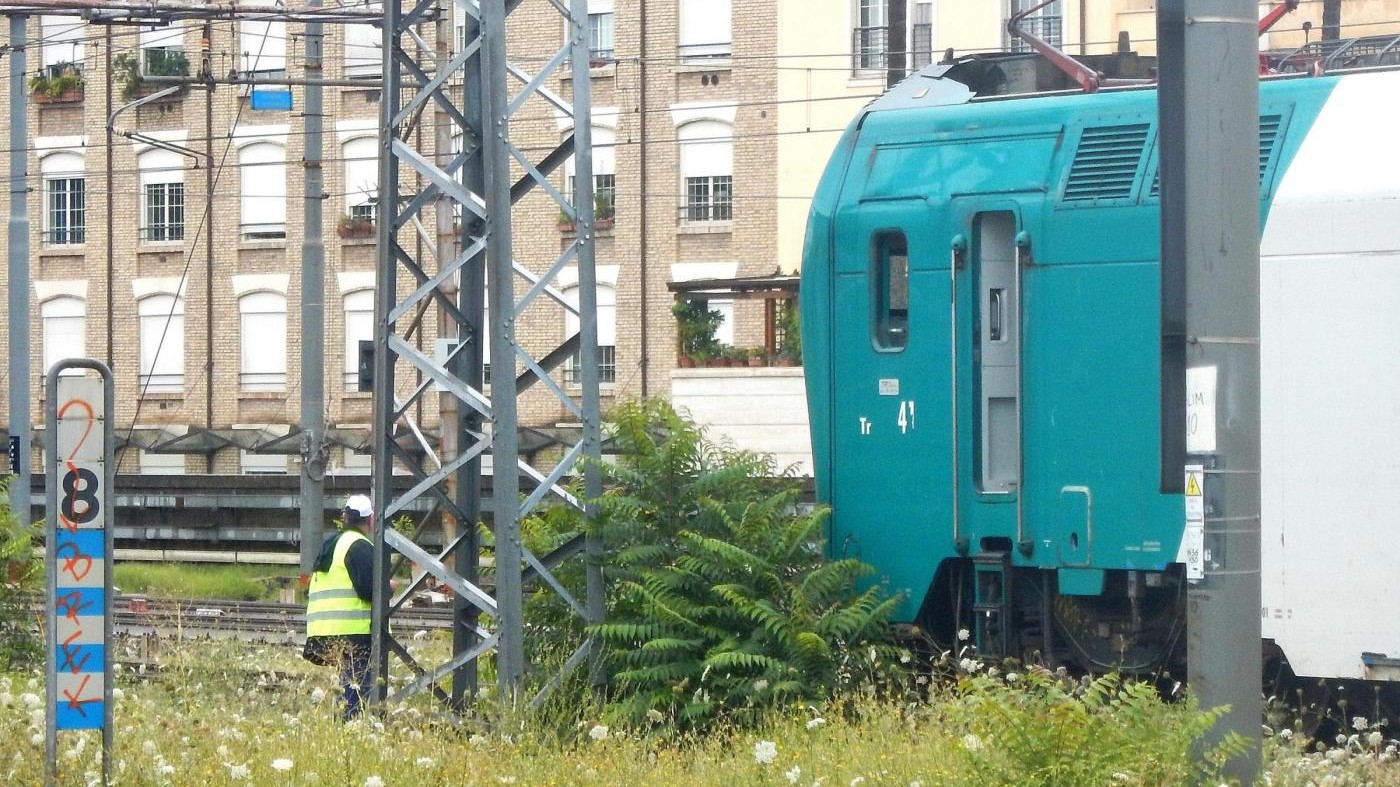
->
217, 745, 230, 758
900, 651, 912, 664
141, 740, 159, 755
1279, 728, 1294, 740
588, 724, 609, 741
1353, 716, 1369, 731
111, 688, 124, 700
785, 766, 802, 784
850, 778, 866, 786
364, 777, 385, 787
1335, 734, 1348, 746
1368, 732, 1383, 747
228, 764, 250, 780
754, 740, 778, 765
1006, 672, 1020, 683
962, 733, 983, 752
310, 687, 326, 702
156, 762, 175, 776
957, 628, 970, 642
1111, 774, 1130, 783
415, 756, 435, 768
469, 734, 487, 746
31, 733, 42, 747
271, 758, 294, 772
19, 692, 40, 708
1327, 749, 1348, 763
754, 679, 769, 691
909, 782, 923, 787
646, 708, 665, 723
806, 717, 826, 730
497, 777, 517, 784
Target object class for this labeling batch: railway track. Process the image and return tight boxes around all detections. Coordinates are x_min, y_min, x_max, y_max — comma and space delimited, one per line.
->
43, 595, 455, 644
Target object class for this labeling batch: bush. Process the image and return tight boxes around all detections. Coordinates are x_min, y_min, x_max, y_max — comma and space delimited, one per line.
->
0, 480, 42, 671
584, 399, 903, 730
672, 300, 723, 362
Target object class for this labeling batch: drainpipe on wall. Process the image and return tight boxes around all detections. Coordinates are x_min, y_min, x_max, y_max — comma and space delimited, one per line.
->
204, 22, 216, 474
637, 0, 649, 397
105, 26, 115, 368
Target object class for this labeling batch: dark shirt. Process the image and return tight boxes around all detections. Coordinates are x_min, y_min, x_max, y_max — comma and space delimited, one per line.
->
313, 529, 375, 603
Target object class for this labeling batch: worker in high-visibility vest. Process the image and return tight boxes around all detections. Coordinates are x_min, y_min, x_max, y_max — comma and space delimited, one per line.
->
304, 494, 374, 720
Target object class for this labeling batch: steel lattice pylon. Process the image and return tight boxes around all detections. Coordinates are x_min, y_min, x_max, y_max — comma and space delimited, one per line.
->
370, 0, 603, 708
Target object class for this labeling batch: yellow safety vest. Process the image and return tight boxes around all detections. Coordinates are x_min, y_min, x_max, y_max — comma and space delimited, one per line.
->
306, 530, 372, 637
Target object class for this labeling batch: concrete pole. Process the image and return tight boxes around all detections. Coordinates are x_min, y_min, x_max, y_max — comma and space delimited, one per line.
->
1158, 1, 1262, 781
300, 4, 328, 583
8, 15, 31, 529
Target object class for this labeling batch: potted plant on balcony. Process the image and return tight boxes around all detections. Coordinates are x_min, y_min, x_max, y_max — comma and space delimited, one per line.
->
29, 64, 84, 103
673, 299, 722, 367
337, 215, 375, 239
557, 207, 576, 233
594, 191, 615, 231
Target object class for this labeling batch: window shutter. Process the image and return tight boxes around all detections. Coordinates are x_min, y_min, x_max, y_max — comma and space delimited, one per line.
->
240, 20, 287, 73
239, 142, 287, 235
42, 297, 86, 374
343, 137, 378, 209
343, 289, 375, 388
139, 148, 184, 185
138, 295, 184, 392
344, 4, 383, 77
140, 23, 182, 50
679, 0, 731, 58
679, 121, 733, 179
240, 292, 287, 390
41, 16, 85, 68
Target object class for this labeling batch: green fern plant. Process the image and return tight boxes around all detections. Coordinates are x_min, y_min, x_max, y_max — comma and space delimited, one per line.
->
0, 479, 42, 670
583, 399, 902, 730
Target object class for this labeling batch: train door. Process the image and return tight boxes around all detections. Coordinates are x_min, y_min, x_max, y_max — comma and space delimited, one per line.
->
952, 206, 1031, 557
827, 198, 949, 603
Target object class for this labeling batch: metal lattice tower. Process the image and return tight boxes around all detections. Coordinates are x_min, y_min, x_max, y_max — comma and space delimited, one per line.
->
369, 0, 603, 707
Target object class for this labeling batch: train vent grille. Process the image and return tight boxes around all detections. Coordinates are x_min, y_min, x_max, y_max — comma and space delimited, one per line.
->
1063, 123, 1150, 202
1148, 114, 1284, 198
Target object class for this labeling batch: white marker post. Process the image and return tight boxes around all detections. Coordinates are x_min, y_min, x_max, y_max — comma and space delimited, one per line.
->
45, 361, 115, 785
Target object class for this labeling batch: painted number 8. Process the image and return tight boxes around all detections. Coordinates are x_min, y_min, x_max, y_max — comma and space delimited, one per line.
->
62, 467, 100, 525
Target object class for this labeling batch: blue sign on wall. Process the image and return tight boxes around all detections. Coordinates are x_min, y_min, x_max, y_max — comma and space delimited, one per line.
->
251, 89, 294, 111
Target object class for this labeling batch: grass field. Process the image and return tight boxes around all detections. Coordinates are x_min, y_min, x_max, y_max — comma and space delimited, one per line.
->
112, 563, 298, 601
6, 637, 1400, 786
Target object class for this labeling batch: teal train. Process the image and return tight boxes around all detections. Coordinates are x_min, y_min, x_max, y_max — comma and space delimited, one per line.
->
801, 56, 1400, 687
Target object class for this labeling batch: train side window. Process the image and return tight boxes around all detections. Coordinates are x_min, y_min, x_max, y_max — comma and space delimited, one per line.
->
873, 230, 910, 350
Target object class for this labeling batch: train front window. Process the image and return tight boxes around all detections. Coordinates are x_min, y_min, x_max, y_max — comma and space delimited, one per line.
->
873, 230, 910, 350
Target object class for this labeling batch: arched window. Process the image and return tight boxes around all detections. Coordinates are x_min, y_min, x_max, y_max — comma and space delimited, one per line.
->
565, 125, 616, 222
343, 289, 374, 391
41, 296, 85, 375
239, 20, 287, 74
562, 283, 616, 384
138, 147, 184, 242
679, 0, 730, 61
40, 16, 85, 75
342, 136, 378, 222
138, 294, 185, 392
41, 151, 85, 246
239, 291, 287, 391
344, 4, 382, 78
239, 142, 287, 239
678, 120, 733, 223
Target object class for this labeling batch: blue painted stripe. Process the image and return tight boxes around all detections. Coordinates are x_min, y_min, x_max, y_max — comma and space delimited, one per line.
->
53, 587, 104, 621
55, 700, 105, 730
53, 644, 104, 675
54, 529, 105, 560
